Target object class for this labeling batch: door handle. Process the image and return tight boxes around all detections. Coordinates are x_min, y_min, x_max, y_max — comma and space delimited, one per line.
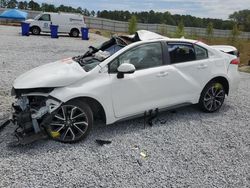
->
197, 64, 208, 69
157, 72, 169, 77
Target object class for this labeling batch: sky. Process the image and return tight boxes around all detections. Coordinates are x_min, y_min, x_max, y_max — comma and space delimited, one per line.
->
35, 0, 250, 20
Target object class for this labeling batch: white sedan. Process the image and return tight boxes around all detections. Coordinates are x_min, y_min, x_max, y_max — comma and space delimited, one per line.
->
10, 30, 240, 143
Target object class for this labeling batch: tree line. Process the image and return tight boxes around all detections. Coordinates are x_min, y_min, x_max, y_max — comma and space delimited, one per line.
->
0, 0, 249, 32
0, 0, 95, 16
98, 10, 250, 32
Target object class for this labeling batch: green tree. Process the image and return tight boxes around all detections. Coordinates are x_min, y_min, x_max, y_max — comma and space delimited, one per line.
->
28, 0, 40, 11
90, 10, 95, 17
206, 22, 214, 43
0, 0, 8, 8
41, 3, 56, 12
7, 0, 17, 8
175, 20, 185, 37
82, 8, 90, 16
159, 24, 167, 36
18, 1, 27, 9
76, 7, 83, 14
229, 9, 250, 31
128, 15, 137, 34
231, 23, 240, 43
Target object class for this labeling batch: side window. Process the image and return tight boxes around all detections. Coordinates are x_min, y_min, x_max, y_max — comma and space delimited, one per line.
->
109, 42, 163, 73
38, 14, 51, 21
168, 43, 196, 64
194, 45, 208, 60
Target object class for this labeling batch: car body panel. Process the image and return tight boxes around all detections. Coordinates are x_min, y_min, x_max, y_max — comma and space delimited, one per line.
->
13, 58, 87, 89
12, 30, 240, 125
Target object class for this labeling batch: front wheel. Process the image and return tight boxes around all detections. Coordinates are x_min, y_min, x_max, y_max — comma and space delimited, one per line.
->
199, 82, 226, 113
46, 100, 93, 143
30, 26, 41, 35
70, 29, 80, 37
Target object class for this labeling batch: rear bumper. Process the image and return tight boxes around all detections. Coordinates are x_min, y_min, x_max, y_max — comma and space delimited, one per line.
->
228, 65, 240, 95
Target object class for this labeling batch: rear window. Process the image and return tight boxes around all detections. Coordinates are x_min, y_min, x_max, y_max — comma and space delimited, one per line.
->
168, 43, 196, 64
194, 45, 208, 60
227, 50, 240, 57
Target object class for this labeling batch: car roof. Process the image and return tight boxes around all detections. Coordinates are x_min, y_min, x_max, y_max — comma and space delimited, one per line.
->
42, 12, 82, 16
124, 30, 199, 44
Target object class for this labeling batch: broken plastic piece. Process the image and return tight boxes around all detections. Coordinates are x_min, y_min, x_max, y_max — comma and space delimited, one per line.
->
8, 132, 48, 147
170, 110, 177, 114
137, 159, 142, 166
50, 131, 61, 138
94, 50, 111, 61
0, 119, 11, 132
96, 139, 112, 146
140, 150, 148, 159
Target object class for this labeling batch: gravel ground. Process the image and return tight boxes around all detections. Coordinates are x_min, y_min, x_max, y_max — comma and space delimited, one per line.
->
0, 25, 250, 187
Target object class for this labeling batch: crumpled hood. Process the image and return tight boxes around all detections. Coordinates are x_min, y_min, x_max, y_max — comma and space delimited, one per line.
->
13, 58, 87, 89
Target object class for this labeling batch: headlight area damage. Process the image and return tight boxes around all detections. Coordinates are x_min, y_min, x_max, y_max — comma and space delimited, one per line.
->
6, 88, 63, 146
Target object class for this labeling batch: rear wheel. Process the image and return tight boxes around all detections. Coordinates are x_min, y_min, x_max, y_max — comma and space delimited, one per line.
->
70, 29, 80, 37
199, 82, 226, 113
30, 26, 41, 35
46, 100, 93, 143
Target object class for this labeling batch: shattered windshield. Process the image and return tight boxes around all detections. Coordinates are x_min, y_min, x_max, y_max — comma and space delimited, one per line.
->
73, 36, 131, 72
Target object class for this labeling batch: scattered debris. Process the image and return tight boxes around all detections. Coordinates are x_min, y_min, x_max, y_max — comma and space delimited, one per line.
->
8, 132, 48, 147
132, 145, 139, 150
95, 30, 101, 35
144, 108, 159, 128
170, 110, 177, 114
140, 150, 148, 159
96, 139, 112, 146
160, 119, 167, 124
136, 159, 142, 166
0, 119, 11, 132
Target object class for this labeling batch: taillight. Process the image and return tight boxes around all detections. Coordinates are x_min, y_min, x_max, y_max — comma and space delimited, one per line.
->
230, 59, 239, 65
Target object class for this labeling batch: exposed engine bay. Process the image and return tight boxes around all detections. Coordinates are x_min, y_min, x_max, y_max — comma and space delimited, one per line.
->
72, 35, 138, 72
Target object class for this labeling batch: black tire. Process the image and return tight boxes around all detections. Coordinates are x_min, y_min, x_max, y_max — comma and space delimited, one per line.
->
30, 26, 41, 35
199, 81, 226, 113
46, 100, 93, 143
70, 29, 80, 37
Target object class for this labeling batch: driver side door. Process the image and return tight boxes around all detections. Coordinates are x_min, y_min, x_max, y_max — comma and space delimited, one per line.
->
109, 42, 172, 118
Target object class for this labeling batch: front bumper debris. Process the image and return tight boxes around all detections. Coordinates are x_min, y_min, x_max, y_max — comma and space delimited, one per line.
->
1, 95, 62, 146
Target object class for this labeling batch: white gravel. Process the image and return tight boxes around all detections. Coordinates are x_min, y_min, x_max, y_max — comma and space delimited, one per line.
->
0, 25, 250, 187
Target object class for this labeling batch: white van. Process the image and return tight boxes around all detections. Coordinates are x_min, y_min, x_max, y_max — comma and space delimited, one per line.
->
25, 12, 86, 37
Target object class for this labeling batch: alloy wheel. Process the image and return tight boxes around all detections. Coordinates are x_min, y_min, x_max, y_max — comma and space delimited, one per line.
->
203, 83, 225, 112
49, 105, 89, 142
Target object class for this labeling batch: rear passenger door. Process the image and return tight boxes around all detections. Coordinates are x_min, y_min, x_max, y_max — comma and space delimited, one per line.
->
166, 42, 212, 102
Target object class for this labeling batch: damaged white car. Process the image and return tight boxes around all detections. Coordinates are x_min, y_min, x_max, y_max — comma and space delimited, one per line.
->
8, 30, 240, 144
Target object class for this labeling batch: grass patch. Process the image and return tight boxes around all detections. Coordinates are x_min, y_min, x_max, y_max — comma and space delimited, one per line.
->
239, 66, 250, 73
89, 29, 127, 38
201, 37, 250, 67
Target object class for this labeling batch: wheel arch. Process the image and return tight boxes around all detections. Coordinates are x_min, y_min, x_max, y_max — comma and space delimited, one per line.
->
30, 25, 41, 31
70, 28, 80, 33
68, 96, 107, 124
205, 76, 229, 95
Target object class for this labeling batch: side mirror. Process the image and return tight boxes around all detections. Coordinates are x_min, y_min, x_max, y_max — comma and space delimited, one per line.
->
117, 63, 136, 79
